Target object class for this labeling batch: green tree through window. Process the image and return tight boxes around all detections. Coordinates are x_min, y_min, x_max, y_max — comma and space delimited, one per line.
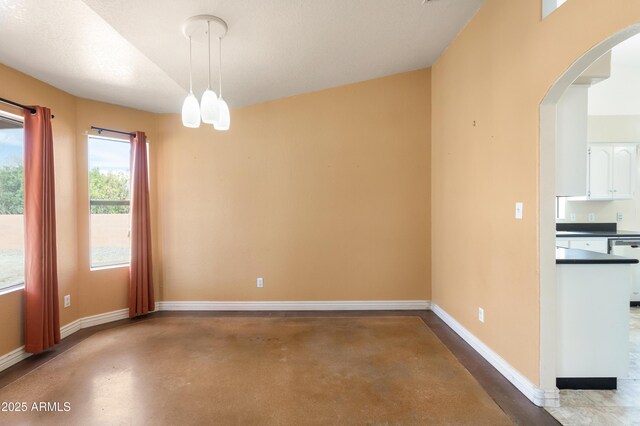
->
0, 164, 24, 214
89, 167, 130, 214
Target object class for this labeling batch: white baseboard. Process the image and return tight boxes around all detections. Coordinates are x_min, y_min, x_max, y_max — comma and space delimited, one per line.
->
431, 303, 558, 407
0, 346, 31, 373
60, 308, 129, 339
1, 308, 130, 374
60, 319, 81, 340
543, 388, 560, 407
157, 300, 431, 311
80, 308, 130, 328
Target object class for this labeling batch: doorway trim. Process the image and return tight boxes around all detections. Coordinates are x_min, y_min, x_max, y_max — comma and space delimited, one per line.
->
539, 24, 640, 406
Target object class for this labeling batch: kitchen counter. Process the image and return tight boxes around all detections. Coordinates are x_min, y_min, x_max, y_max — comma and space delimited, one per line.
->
556, 230, 640, 238
556, 256, 632, 388
556, 247, 639, 264
556, 222, 640, 238
555, 222, 634, 389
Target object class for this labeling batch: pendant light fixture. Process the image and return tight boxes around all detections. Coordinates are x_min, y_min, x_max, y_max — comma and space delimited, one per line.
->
213, 36, 230, 131
200, 20, 220, 124
181, 15, 229, 131
181, 35, 201, 128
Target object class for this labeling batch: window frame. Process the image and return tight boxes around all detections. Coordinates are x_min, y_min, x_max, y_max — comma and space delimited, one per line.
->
542, 0, 568, 19
87, 134, 132, 271
0, 109, 26, 294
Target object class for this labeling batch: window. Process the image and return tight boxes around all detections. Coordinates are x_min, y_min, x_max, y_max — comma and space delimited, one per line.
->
542, 0, 568, 18
556, 196, 567, 220
0, 112, 24, 292
88, 136, 131, 269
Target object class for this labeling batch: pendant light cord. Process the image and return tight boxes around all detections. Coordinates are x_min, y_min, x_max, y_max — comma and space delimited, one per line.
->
218, 36, 223, 98
189, 36, 194, 94
207, 21, 211, 90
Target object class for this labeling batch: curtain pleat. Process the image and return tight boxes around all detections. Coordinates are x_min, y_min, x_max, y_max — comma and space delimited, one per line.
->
129, 131, 155, 317
24, 106, 60, 354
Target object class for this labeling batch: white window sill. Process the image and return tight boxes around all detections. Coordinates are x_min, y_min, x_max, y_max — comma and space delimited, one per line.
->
0, 282, 25, 296
90, 263, 130, 272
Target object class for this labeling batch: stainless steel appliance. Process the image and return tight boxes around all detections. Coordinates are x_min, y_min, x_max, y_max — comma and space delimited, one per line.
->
609, 238, 640, 304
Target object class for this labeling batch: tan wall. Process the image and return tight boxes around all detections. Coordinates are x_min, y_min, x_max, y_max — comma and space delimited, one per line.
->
431, 0, 640, 385
0, 64, 159, 354
157, 69, 431, 302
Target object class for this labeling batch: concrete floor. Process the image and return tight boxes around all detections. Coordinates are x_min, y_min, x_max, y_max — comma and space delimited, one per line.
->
0, 316, 513, 425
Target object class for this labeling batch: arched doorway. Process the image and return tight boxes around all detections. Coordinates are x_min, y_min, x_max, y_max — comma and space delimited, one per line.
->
539, 24, 640, 404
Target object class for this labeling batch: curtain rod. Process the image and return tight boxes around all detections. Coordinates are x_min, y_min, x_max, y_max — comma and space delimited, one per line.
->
90, 126, 135, 137
0, 97, 55, 119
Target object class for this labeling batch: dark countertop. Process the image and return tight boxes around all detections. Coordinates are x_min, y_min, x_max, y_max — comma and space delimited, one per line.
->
556, 230, 640, 238
556, 247, 639, 264
556, 222, 640, 238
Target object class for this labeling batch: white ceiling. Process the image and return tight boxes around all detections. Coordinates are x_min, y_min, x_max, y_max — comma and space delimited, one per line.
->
0, 0, 484, 113
589, 33, 640, 116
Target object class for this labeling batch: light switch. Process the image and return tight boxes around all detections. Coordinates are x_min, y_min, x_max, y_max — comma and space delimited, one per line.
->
515, 202, 523, 220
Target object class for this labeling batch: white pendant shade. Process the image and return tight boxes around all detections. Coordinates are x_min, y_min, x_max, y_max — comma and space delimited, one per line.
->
200, 89, 220, 124
182, 93, 201, 128
181, 15, 230, 131
213, 97, 230, 131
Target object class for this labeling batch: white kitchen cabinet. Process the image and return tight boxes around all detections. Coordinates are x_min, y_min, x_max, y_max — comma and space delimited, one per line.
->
588, 145, 612, 199
569, 239, 608, 253
556, 86, 588, 196
556, 237, 608, 254
556, 263, 630, 381
588, 143, 637, 200
613, 145, 636, 199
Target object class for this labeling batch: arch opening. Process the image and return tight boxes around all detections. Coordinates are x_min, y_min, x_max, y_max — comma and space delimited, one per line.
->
539, 24, 640, 405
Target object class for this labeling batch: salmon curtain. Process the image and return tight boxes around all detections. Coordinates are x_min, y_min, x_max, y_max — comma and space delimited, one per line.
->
129, 131, 155, 317
24, 106, 60, 354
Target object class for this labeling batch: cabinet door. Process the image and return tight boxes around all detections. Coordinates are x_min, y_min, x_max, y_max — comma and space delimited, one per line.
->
612, 145, 636, 199
569, 239, 608, 254
588, 145, 612, 199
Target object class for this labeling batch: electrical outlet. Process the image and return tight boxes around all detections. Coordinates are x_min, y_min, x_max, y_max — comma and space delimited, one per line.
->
515, 202, 523, 220
570, 213, 576, 221
257, 277, 264, 288
478, 307, 484, 323
64, 295, 71, 308
588, 213, 596, 222
617, 212, 623, 222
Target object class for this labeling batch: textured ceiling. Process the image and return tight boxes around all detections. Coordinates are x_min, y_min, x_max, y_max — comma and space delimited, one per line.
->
0, 0, 484, 113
